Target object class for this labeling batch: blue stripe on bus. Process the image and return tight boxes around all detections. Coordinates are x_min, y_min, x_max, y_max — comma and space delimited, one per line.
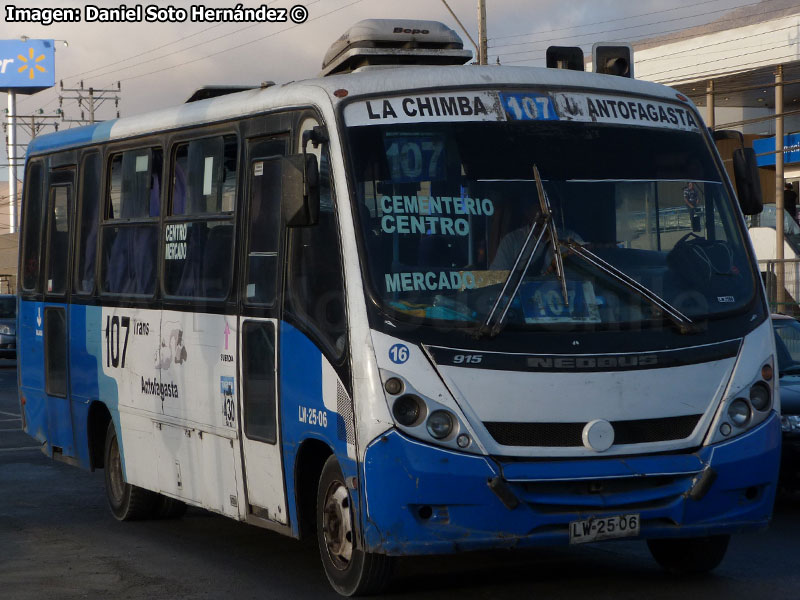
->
279, 321, 358, 539
27, 120, 116, 157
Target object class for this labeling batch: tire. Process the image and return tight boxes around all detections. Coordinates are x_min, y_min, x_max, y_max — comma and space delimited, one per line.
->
317, 456, 393, 596
647, 534, 731, 574
103, 421, 157, 521
152, 495, 188, 519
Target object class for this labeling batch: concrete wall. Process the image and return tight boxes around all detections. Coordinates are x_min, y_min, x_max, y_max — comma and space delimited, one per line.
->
0, 234, 19, 294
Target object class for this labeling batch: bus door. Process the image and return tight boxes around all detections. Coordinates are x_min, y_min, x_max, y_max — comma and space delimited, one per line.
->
43, 167, 76, 457
238, 137, 288, 524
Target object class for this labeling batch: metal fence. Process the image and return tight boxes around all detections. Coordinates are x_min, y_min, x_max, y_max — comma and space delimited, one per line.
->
759, 258, 800, 315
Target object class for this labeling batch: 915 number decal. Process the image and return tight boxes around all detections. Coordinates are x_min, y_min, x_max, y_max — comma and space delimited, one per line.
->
105, 315, 130, 368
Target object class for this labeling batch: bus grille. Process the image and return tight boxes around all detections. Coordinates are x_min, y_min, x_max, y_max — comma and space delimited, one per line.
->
484, 414, 702, 447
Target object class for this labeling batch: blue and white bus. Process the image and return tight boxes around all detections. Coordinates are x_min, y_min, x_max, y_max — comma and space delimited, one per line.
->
18, 19, 779, 596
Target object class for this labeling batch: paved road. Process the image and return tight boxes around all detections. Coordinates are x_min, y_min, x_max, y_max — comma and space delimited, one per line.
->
1, 363, 799, 599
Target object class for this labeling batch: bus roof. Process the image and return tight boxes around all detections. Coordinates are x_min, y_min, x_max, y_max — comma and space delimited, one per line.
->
27, 65, 689, 157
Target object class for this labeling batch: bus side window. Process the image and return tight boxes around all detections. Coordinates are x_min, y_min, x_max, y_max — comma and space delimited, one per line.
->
242, 321, 277, 443
164, 135, 237, 300
245, 157, 282, 306
285, 148, 348, 361
74, 152, 101, 294
101, 148, 162, 296
45, 185, 71, 295
20, 161, 45, 293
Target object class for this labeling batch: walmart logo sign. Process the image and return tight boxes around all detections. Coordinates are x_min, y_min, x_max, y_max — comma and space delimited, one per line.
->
0, 39, 55, 91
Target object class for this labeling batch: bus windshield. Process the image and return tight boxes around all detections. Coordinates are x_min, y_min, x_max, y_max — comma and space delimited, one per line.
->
348, 117, 756, 331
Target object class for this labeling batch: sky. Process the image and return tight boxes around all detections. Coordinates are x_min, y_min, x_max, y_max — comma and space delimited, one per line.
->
0, 0, 771, 177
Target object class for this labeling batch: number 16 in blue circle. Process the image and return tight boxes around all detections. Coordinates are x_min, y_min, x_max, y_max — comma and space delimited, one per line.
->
389, 344, 410, 364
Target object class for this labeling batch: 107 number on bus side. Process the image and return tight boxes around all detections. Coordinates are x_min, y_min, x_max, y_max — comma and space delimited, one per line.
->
105, 315, 130, 369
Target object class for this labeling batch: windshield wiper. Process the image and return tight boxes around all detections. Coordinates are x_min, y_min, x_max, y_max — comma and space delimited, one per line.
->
477, 165, 569, 339
563, 241, 698, 335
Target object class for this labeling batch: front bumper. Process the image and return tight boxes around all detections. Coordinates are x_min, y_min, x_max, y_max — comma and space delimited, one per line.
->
361, 414, 781, 555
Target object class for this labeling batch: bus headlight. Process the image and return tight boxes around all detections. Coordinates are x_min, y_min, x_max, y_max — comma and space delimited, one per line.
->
426, 410, 454, 439
392, 395, 424, 427
749, 382, 771, 412
727, 399, 751, 427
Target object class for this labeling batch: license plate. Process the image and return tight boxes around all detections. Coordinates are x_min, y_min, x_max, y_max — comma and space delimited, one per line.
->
569, 513, 640, 544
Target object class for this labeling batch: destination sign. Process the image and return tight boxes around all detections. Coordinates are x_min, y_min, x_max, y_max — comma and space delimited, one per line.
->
345, 89, 702, 133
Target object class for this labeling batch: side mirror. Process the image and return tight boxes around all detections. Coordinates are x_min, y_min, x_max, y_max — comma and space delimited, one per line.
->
713, 129, 744, 144
732, 147, 763, 215
282, 154, 320, 227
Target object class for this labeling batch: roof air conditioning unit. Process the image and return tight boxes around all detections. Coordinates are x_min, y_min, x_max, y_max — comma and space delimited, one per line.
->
320, 19, 473, 77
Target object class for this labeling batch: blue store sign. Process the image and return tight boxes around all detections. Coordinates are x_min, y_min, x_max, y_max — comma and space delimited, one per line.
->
0, 39, 56, 93
753, 132, 800, 167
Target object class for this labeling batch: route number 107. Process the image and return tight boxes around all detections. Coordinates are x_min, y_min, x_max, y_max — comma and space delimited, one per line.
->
105, 315, 130, 368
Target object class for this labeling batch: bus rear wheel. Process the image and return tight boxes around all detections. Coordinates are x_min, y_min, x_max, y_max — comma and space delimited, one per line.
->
647, 534, 730, 574
316, 456, 393, 596
103, 421, 157, 521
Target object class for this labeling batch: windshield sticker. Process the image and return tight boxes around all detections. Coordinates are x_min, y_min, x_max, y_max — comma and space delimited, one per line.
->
345, 91, 504, 126
521, 280, 601, 324
552, 92, 700, 132
384, 133, 446, 183
379, 195, 494, 237
499, 92, 559, 121
386, 270, 478, 293
165, 223, 188, 260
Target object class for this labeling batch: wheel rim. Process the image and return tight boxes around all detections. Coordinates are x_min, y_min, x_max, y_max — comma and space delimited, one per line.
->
322, 479, 354, 570
108, 434, 126, 503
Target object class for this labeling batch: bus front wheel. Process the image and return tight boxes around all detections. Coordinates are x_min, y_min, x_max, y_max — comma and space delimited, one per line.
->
316, 455, 393, 596
647, 534, 730, 574
103, 421, 157, 521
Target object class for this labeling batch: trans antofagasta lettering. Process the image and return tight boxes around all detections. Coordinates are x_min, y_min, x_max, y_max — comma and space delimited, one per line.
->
380, 195, 494, 237
586, 97, 699, 128
366, 95, 489, 121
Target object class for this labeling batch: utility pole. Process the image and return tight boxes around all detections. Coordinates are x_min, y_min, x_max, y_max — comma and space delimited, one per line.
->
440, 0, 480, 62
2, 108, 61, 234
59, 80, 121, 125
3, 109, 62, 140
6, 91, 16, 234
478, 0, 488, 65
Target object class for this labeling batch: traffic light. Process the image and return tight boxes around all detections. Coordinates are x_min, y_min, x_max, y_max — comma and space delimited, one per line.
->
546, 46, 584, 72
593, 43, 634, 78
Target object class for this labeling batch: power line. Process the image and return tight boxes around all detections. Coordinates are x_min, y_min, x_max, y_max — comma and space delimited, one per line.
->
490, 0, 762, 48
498, 2, 797, 64
17, 0, 324, 111
491, 0, 768, 56
16, 22, 227, 109
649, 48, 800, 83
119, 0, 363, 85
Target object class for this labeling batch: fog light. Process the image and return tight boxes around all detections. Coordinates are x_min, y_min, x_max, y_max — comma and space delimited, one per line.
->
392, 395, 423, 427
728, 398, 751, 427
426, 410, 454, 439
384, 377, 404, 395
749, 383, 771, 412
456, 433, 471, 448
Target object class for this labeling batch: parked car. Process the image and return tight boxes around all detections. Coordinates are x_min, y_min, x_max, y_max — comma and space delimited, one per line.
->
772, 314, 800, 489
0, 294, 16, 359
